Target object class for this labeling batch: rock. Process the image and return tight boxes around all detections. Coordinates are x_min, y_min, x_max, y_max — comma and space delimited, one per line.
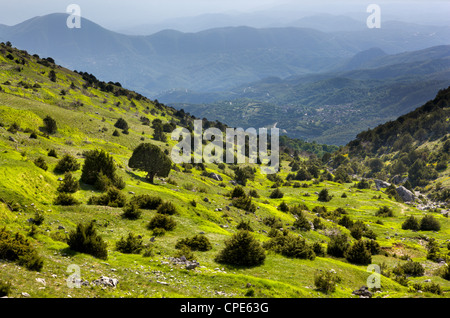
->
352, 286, 372, 298
424, 279, 431, 283
374, 179, 391, 190
21, 292, 30, 298
203, 197, 210, 203
8, 136, 17, 142
209, 173, 223, 181
36, 278, 46, 286
396, 186, 415, 203
150, 236, 155, 242
92, 276, 118, 288
58, 225, 65, 230
391, 175, 408, 185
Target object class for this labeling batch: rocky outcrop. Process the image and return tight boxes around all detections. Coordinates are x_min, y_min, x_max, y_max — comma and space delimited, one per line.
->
396, 186, 415, 203
374, 179, 391, 190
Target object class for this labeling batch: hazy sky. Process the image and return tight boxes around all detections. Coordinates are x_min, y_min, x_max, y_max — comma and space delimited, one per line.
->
0, 0, 448, 30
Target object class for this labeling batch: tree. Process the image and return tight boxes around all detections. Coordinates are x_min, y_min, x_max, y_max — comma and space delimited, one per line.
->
215, 230, 266, 267
57, 172, 80, 193
43, 115, 57, 134
345, 239, 372, 265
114, 118, 129, 131
153, 121, 167, 142
48, 70, 56, 82
318, 189, 332, 202
81, 149, 117, 186
67, 221, 108, 260
55, 154, 80, 173
128, 143, 172, 184
402, 215, 420, 231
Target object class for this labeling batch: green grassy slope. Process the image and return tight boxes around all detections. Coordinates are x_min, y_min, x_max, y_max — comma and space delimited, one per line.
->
0, 43, 449, 299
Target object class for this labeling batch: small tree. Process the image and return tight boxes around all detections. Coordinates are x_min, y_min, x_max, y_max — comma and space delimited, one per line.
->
215, 230, 266, 267
55, 154, 80, 173
81, 149, 121, 188
43, 115, 57, 134
114, 118, 129, 131
57, 172, 80, 193
128, 143, 172, 184
345, 239, 372, 265
269, 188, 284, 199
67, 221, 108, 260
420, 215, 441, 231
318, 189, 332, 202
402, 215, 420, 231
115, 233, 143, 254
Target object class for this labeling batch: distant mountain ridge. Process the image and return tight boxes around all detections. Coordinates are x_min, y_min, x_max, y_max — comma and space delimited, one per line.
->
1, 13, 449, 97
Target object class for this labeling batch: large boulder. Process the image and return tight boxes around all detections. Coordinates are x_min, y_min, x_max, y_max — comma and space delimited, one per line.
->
374, 179, 391, 190
396, 186, 415, 203
209, 173, 223, 181
352, 286, 372, 298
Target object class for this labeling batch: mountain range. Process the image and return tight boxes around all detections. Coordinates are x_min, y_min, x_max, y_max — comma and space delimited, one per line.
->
0, 13, 449, 145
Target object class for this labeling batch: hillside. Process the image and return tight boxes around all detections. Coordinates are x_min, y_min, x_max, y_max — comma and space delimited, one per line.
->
0, 43, 449, 301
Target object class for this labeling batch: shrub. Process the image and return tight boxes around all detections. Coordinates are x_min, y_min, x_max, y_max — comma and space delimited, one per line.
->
47, 149, 58, 158
121, 203, 142, 220
43, 115, 57, 134
356, 179, 370, 189
364, 239, 381, 255
248, 189, 259, 198
441, 264, 450, 281
81, 149, 117, 186
174, 244, 195, 260
236, 220, 253, 231
375, 206, 394, 217
230, 186, 246, 198
215, 230, 266, 267
0, 280, 11, 297
157, 201, 177, 215
0, 227, 44, 271
293, 211, 311, 231
345, 239, 372, 265
278, 201, 289, 212
130, 194, 162, 210
318, 189, 332, 202
314, 270, 341, 294
338, 215, 354, 229
393, 260, 425, 277
112, 129, 120, 137
426, 239, 440, 261
263, 216, 283, 229
87, 187, 126, 207
269, 188, 284, 199
54, 193, 79, 206
313, 242, 326, 256
402, 215, 420, 231
327, 233, 350, 258
67, 221, 108, 260
147, 214, 176, 232
114, 118, 129, 130
175, 234, 212, 252
115, 233, 143, 254
313, 217, 325, 230
263, 231, 315, 260
57, 172, 80, 193
33, 156, 48, 171
31, 211, 45, 226
233, 196, 256, 213
55, 154, 80, 173
420, 215, 441, 231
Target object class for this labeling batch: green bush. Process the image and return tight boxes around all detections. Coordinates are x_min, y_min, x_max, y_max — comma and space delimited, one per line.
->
236, 220, 253, 231
156, 201, 177, 215
263, 231, 315, 260
47, 149, 58, 158
0, 227, 44, 271
345, 239, 372, 265
33, 156, 48, 171
420, 215, 441, 231
55, 154, 80, 173
54, 192, 79, 206
115, 233, 144, 254
232, 196, 256, 213
293, 211, 311, 231
313, 242, 326, 257
57, 172, 80, 193
314, 270, 341, 293
318, 189, 332, 202
147, 214, 176, 232
67, 221, 108, 260
87, 187, 126, 207
121, 203, 142, 220
175, 234, 212, 252
375, 206, 394, 217
327, 233, 350, 258
441, 264, 450, 281
230, 186, 246, 198
277, 201, 289, 212
215, 230, 266, 267
248, 189, 259, 198
130, 194, 162, 210
402, 215, 420, 231
174, 244, 195, 260
393, 260, 425, 277
269, 188, 284, 199
31, 211, 45, 226
263, 216, 283, 229
0, 279, 11, 297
